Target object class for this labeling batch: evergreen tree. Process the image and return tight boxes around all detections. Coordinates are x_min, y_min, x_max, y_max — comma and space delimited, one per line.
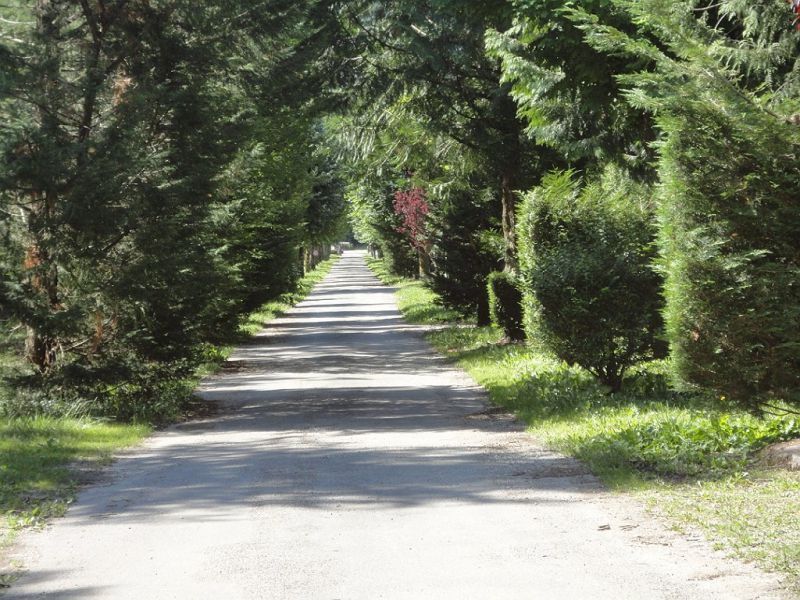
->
487, 0, 656, 178
0, 0, 351, 416
342, 0, 547, 272
428, 181, 503, 325
576, 0, 800, 409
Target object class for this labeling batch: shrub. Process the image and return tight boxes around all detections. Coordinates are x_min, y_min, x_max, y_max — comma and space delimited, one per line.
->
517, 169, 665, 392
575, 0, 800, 411
429, 186, 503, 324
379, 239, 418, 278
487, 271, 525, 341
657, 105, 800, 412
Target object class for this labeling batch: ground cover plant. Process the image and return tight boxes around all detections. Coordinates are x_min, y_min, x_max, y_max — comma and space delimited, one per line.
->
367, 258, 800, 591
0, 419, 148, 550
0, 316, 151, 573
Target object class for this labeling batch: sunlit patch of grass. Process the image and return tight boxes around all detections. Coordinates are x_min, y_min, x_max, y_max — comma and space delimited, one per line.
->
428, 329, 800, 481
395, 281, 463, 325
366, 257, 463, 325
651, 471, 800, 590
0, 416, 149, 549
377, 266, 800, 590
0, 326, 149, 553
364, 256, 406, 286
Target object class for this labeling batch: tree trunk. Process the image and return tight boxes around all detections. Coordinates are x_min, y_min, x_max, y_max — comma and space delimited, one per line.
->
500, 171, 518, 274
24, 238, 61, 371
476, 290, 491, 327
418, 242, 432, 279
24, 1, 62, 372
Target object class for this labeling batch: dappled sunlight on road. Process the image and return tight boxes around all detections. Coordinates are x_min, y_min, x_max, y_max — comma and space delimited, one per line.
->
7, 251, 785, 600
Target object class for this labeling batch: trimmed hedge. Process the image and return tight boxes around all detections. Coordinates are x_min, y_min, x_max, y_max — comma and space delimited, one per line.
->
487, 270, 525, 341
517, 169, 665, 392
657, 102, 800, 412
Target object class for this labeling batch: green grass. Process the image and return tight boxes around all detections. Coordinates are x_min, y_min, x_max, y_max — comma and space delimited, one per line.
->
0, 417, 149, 559
0, 331, 148, 562
653, 472, 800, 585
366, 258, 800, 591
366, 257, 462, 324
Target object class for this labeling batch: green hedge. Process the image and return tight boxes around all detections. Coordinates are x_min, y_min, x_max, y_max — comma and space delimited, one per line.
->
517, 169, 665, 391
658, 103, 800, 412
487, 270, 525, 341
568, 0, 800, 411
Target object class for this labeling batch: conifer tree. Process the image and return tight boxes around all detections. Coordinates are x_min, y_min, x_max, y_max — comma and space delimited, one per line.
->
342, 0, 546, 272
575, 0, 800, 410
486, 0, 656, 178
0, 0, 351, 416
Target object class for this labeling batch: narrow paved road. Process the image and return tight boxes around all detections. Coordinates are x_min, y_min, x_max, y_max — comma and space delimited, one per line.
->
8, 252, 785, 599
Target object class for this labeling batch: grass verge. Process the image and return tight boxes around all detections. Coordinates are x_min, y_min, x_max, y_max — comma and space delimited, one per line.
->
364, 257, 461, 324
367, 257, 800, 592
238, 255, 340, 336
0, 256, 340, 577
0, 330, 149, 584
0, 419, 149, 558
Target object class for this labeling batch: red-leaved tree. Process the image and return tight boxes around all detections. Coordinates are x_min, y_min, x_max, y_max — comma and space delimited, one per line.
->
393, 187, 431, 276
393, 187, 429, 251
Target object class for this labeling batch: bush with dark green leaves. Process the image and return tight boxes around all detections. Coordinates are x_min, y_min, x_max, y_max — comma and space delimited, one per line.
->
657, 106, 800, 412
429, 186, 503, 325
517, 169, 664, 391
575, 0, 800, 411
487, 271, 525, 341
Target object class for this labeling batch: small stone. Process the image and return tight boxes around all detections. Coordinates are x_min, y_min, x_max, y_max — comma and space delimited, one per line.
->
759, 439, 800, 471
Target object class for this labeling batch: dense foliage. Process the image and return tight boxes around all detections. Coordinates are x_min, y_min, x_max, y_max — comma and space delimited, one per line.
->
0, 1, 348, 418
517, 170, 665, 391
339, 0, 544, 272
485, 0, 655, 178
487, 271, 526, 342
573, 0, 800, 409
2, 0, 798, 417
428, 183, 502, 324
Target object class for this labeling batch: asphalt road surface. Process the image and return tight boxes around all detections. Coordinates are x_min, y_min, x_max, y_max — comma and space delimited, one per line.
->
7, 251, 786, 599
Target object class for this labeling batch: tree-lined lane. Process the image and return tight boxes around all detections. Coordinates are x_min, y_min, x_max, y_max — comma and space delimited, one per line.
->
8, 252, 783, 599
